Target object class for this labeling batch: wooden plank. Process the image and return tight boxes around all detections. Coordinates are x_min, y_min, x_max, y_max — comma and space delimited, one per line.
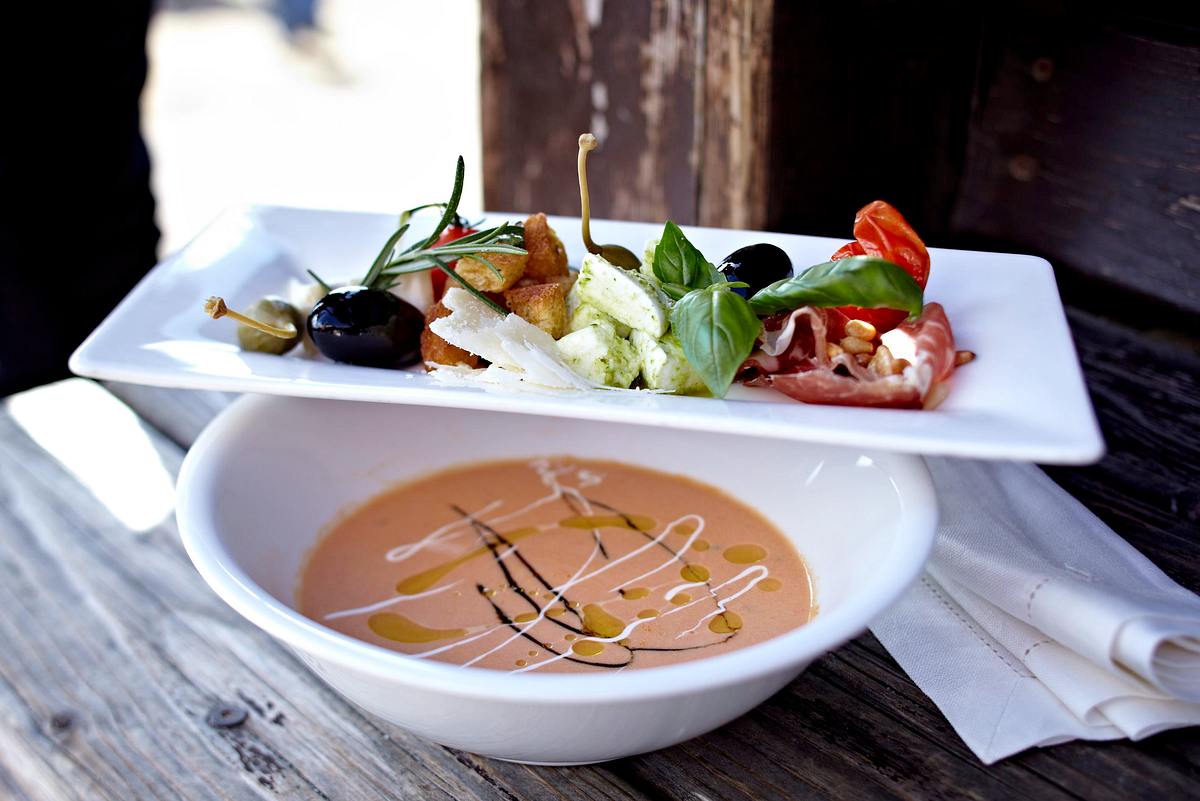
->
695, 0, 774, 230
481, 0, 705, 224
0, 381, 650, 801
102, 382, 233, 449
950, 20, 1200, 316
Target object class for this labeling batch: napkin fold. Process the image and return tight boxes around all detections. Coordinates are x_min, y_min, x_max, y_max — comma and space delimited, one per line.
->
870, 459, 1200, 764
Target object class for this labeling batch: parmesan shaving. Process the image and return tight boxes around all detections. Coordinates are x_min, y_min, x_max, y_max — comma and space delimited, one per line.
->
428, 288, 599, 390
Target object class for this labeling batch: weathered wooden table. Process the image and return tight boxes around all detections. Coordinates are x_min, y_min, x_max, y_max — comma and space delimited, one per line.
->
2, 308, 1197, 800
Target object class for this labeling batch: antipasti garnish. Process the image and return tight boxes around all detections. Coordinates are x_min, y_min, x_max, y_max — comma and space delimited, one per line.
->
200, 141, 972, 409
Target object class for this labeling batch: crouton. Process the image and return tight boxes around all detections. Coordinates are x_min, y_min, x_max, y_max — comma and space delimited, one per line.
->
420, 301, 480, 369
513, 271, 575, 293
454, 251, 527, 292
503, 282, 568, 339
523, 212, 569, 282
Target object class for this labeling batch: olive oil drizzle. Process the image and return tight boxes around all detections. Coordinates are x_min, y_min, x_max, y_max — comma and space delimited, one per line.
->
559, 491, 609, 559
581, 495, 735, 634
323, 461, 790, 672
456, 494, 750, 671
476, 583, 631, 669
452, 505, 587, 635
583, 496, 683, 562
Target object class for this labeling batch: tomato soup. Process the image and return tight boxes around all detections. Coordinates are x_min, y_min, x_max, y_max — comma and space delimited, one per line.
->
299, 458, 814, 673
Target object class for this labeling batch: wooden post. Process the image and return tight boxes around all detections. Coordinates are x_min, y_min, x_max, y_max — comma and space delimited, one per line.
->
481, 0, 748, 228
696, 0, 774, 229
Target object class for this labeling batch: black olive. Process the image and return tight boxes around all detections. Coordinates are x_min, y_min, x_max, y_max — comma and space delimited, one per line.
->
307, 286, 424, 368
717, 243, 793, 297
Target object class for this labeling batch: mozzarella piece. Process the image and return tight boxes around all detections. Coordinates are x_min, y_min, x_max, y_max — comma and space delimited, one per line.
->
388, 271, 434, 314
640, 237, 660, 280
569, 302, 632, 338
575, 254, 670, 337
629, 330, 707, 394
556, 323, 638, 388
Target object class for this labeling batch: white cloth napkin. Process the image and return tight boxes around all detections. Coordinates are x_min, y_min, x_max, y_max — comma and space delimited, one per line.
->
869, 458, 1200, 764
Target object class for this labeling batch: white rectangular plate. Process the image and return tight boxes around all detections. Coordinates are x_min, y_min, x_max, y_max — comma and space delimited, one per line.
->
71, 205, 1104, 464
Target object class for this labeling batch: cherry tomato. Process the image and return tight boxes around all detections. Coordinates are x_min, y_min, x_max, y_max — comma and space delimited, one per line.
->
831, 201, 929, 333
430, 217, 477, 301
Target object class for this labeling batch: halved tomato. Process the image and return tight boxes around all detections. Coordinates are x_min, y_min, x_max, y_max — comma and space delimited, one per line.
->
831, 201, 929, 333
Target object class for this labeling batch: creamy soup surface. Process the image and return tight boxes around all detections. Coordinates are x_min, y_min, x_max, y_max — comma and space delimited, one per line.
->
299, 458, 815, 673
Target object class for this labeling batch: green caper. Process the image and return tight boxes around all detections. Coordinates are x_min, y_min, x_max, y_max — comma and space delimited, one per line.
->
237, 298, 302, 354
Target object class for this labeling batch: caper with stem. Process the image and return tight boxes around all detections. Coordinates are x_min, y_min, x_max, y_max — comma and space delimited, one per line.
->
577, 133, 640, 269
204, 296, 302, 355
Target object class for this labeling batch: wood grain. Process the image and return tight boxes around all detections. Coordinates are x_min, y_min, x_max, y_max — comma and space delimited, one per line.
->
481, 0, 706, 224
481, 0, 782, 230
695, 0, 773, 229
0, 383, 649, 801
950, 17, 1200, 316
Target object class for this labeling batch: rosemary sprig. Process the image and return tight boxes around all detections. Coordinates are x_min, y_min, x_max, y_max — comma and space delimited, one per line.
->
398, 202, 445, 228
418, 156, 466, 251
357, 156, 528, 294
429, 255, 507, 315
361, 223, 411, 289
306, 269, 332, 292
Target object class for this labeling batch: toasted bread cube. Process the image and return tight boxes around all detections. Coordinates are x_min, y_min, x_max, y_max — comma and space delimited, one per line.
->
515, 270, 576, 293
523, 212, 570, 282
454, 251, 528, 292
503, 282, 568, 339
420, 301, 480, 369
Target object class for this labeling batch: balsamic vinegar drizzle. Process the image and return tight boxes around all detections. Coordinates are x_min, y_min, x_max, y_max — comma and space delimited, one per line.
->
308, 459, 807, 674
444, 496, 734, 669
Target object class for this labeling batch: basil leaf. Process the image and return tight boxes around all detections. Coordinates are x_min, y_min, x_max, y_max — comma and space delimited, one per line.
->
654, 221, 718, 290
671, 285, 762, 398
748, 256, 923, 318
661, 282, 692, 301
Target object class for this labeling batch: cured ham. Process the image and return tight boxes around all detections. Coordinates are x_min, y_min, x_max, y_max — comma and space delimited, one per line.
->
740, 303, 958, 409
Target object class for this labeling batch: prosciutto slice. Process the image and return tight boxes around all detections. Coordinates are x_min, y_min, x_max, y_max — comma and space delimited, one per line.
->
739, 303, 957, 409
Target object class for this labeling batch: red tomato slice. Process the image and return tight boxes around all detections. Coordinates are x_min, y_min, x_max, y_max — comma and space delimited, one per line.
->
831, 201, 929, 333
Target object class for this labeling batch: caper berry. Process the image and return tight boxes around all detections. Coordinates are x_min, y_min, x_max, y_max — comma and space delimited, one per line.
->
237, 298, 302, 355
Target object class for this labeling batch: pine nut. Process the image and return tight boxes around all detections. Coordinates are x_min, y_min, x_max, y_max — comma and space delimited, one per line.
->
955, 350, 976, 366
844, 319, 877, 341
825, 342, 844, 359
868, 344, 901, 376
840, 336, 874, 355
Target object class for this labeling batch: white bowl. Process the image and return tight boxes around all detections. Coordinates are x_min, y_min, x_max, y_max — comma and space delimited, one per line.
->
177, 395, 937, 764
